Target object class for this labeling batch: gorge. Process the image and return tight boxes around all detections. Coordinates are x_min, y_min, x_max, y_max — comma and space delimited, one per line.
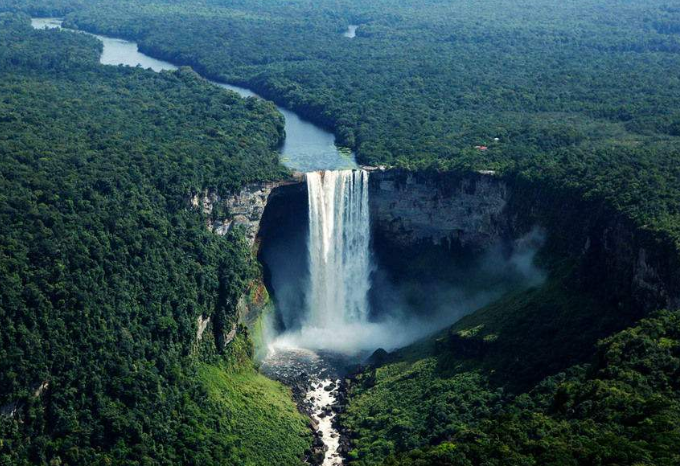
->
193, 160, 680, 464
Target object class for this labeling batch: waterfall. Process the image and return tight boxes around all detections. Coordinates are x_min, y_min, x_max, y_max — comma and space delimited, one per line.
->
306, 170, 371, 328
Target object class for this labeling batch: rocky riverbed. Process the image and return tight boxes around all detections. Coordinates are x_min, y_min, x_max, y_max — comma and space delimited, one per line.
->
260, 348, 357, 465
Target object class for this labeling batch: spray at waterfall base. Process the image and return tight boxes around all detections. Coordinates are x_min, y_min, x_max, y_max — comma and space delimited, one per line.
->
261, 169, 547, 356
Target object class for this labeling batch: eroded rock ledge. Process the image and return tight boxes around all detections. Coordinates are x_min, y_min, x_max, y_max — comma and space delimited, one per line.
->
189, 173, 305, 245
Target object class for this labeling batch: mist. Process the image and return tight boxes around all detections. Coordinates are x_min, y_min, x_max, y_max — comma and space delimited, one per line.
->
263, 220, 547, 355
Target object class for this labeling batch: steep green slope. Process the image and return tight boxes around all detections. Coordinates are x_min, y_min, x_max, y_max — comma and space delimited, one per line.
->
388, 308, 680, 466
194, 353, 310, 465
0, 14, 308, 465
342, 280, 680, 465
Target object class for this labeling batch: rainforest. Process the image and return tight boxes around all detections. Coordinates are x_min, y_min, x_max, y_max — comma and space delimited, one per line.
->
0, 1, 679, 466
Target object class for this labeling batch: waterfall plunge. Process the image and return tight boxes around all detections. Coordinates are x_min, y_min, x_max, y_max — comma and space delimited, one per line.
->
270, 169, 380, 353
306, 170, 372, 328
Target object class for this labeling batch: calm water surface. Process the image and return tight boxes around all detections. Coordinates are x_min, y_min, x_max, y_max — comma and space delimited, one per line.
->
31, 18, 356, 172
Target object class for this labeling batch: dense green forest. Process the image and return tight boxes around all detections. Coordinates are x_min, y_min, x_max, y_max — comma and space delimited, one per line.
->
0, 14, 309, 465
344, 307, 680, 465
2, 0, 677, 247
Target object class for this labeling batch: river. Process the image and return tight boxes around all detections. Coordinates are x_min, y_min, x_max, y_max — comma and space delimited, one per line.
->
30, 18, 356, 173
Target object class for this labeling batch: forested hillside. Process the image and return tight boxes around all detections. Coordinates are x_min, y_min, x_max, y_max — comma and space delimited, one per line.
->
0, 14, 309, 465
344, 307, 680, 465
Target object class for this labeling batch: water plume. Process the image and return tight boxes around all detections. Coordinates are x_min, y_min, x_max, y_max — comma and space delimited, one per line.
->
306, 169, 372, 327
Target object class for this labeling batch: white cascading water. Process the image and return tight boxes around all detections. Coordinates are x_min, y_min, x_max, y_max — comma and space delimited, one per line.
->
306, 169, 371, 328
265, 170, 372, 466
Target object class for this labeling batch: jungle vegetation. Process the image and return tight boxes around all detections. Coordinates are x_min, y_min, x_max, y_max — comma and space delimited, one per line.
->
0, 14, 308, 465
2, 0, 676, 246
344, 307, 680, 465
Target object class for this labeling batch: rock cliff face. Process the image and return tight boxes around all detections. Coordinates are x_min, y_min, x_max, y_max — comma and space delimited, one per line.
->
190, 174, 305, 245
368, 169, 679, 314
518, 186, 680, 314
188, 176, 304, 352
368, 169, 510, 250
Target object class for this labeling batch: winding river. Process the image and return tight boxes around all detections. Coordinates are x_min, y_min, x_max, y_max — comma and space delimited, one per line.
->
30, 18, 356, 173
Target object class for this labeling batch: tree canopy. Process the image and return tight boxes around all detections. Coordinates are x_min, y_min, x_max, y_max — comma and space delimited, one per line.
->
0, 14, 308, 465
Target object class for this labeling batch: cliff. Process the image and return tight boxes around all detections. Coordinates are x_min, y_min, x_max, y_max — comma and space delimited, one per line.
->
189, 173, 305, 245
191, 167, 679, 357
368, 168, 679, 315
368, 169, 510, 250
189, 176, 306, 353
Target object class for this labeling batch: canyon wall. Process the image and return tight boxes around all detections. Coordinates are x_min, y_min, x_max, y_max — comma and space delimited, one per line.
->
189, 174, 305, 245
368, 168, 680, 315
191, 168, 679, 351
368, 169, 511, 251
188, 176, 305, 352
